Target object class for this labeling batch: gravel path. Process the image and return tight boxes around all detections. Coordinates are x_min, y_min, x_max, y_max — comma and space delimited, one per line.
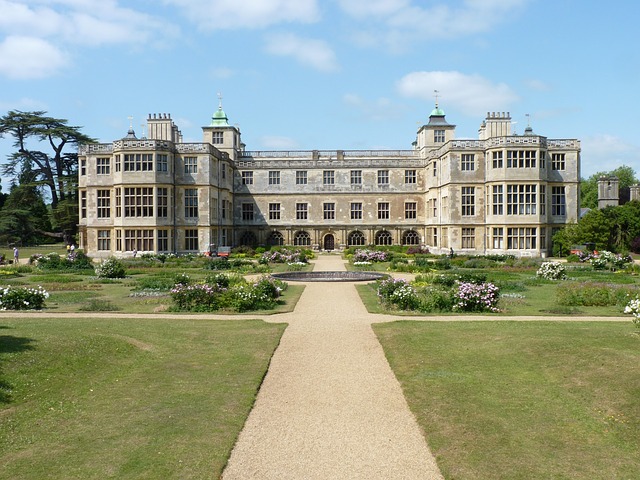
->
221, 254, 443, 479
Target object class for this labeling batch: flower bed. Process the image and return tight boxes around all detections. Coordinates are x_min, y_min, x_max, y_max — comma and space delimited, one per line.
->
0, 285, 49, 310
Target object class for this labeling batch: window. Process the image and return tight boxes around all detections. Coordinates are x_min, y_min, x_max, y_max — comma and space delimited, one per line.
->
350, 202, 362, 220
115, 188, 121, 217
350, 170, 362, 185
540, 185, 546, 215
114, 155, 121, 172
267, 231, 284, 246
269, 203, 281, 220
115, 229, 122, 251
375, 230, 392, 246
348, 230, 366, 246
492, 151, 503, 168
184, 229, 198, 251
432, 227, 438, 247
125, 229, 154, 251
506, 150, 536, 168
377, 170, 389, 186
97, 157, 110, 175
492, 227, 504, 249
434, 129, 445, 143
97, 230, 111, 251
157, 230, 169, 252
492, 185, 503, 215
296, 171, 307, 185
296, 203, 308, 220
241, 171, 253, 185
551, 186, 566, 216
405, 202, 417, 219
184, 188, 198, 218
157, 188, 168, 218
268, 171, 280, 185
80, 159, 86, 176
551, 153, 566, 171
221, 199, 227, 219
433, 161, 437, 176
461, 154, 475, 171
402, 230, 420, 245
461, 187, 475, 216
431, 198, 437, 217
294, 231, 311, 246
124, 187, 153, 217
184, 156, 197, 174
507, 227, 537, 249
323, 170, 335, 185
156, 154, 168, 172
506, 184, 537, 215
81, 190, 87, 219
377, 202, 390, 220
541, 227, 547, 250
461, 228, 475, 248
97, 189, 111, 218
242, 203, 254, 221
212, 131, 223, 144
222, 164, 226, 180
323, 203, 335, 220
124, 153, 153, 171
405, 169, 416, 184
540, 151, 546, 169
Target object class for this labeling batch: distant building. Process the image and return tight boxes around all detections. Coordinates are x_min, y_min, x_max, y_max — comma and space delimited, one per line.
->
78, 101, 581, 257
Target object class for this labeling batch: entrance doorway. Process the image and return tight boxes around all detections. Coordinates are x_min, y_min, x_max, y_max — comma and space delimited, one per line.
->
323, 234, 335, 251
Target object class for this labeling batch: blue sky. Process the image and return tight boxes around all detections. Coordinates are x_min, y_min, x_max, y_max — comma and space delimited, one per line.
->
1, 0, 639, 192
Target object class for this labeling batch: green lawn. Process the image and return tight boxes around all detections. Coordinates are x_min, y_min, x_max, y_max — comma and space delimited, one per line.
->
374, 321, 640, 479
0, 317, 286, 479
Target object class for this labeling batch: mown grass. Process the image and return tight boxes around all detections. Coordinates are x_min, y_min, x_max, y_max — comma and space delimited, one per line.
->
0, 317, 286, 479
374, 321, 640, 479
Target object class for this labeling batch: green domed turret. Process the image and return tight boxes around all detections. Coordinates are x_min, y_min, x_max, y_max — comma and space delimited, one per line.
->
211, 106, 229, 127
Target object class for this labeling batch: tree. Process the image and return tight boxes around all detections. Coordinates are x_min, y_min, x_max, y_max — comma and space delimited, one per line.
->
0, 111, 95, 241
580, 165, 638, 209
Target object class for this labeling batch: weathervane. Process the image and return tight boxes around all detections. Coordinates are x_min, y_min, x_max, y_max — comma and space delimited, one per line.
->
433, 89, 440, 108
127, 115, 133, 129
217, 92, 223, 108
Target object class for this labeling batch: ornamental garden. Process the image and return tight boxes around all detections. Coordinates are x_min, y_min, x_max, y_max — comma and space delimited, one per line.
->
0, 245, 639, 327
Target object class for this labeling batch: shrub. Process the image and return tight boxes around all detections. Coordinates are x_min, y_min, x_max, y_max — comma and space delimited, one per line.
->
624, 297, 640, 328
0, 285, 49, 310
205, 257, 231, 270
590, 251, 633, 271
453, 282, 500, 313
536, 262, 567, 280
353, 249, 390, 263
79, 299, 120, 311
95, 257, 126, 279
170, 283, 223, 311
417, 286, 456, 312
556, 282, 637, 307
260, 249, 309, 264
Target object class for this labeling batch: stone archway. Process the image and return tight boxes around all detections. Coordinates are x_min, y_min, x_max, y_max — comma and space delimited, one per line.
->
323, 234, 335, 251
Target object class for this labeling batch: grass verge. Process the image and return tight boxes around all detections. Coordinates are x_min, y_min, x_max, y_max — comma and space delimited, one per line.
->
374, 321, 640, 479
0, 317, 286, 479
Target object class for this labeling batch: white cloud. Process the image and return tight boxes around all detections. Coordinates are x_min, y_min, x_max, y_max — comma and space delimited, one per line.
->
337, 0, 528, 52
525, 79, 552, 92
260, 135, 299, 150
581, 134, 639, 178
0, 97, 48, 111
165, 0, 319, 30
397, 71, 519, 116
342, 93, 406, 121
0, 36, 69, 79
264, 33, 339, 72
0, 0, 176, 79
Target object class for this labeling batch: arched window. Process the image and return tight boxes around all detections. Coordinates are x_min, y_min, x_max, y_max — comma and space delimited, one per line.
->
239, 231, 257, 247
293, 230, 311, 246
375, 230, 393, 246
402, 230, 420, 246
267, 231, 284, 246
348, 230, 366, 246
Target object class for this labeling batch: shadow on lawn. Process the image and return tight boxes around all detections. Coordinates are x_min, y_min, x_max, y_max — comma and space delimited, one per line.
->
0, 329, 36, 404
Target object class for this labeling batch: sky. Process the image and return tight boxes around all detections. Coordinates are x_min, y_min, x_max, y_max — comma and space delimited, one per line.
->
1, 0, 639, 192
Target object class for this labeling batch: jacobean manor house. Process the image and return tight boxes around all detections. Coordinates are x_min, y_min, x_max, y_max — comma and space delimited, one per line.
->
78, 101, 580, 258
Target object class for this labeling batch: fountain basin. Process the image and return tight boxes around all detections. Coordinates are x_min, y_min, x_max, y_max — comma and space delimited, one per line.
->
271, 271, 386, 282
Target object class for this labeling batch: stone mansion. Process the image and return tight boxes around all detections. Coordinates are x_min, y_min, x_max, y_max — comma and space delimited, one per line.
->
77, 102, 580, 258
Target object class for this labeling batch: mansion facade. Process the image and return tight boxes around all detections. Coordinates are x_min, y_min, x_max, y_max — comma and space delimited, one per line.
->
78, 103, 580, 258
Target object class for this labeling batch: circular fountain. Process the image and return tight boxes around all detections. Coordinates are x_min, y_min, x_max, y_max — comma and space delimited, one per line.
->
271, 271, 386, 282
